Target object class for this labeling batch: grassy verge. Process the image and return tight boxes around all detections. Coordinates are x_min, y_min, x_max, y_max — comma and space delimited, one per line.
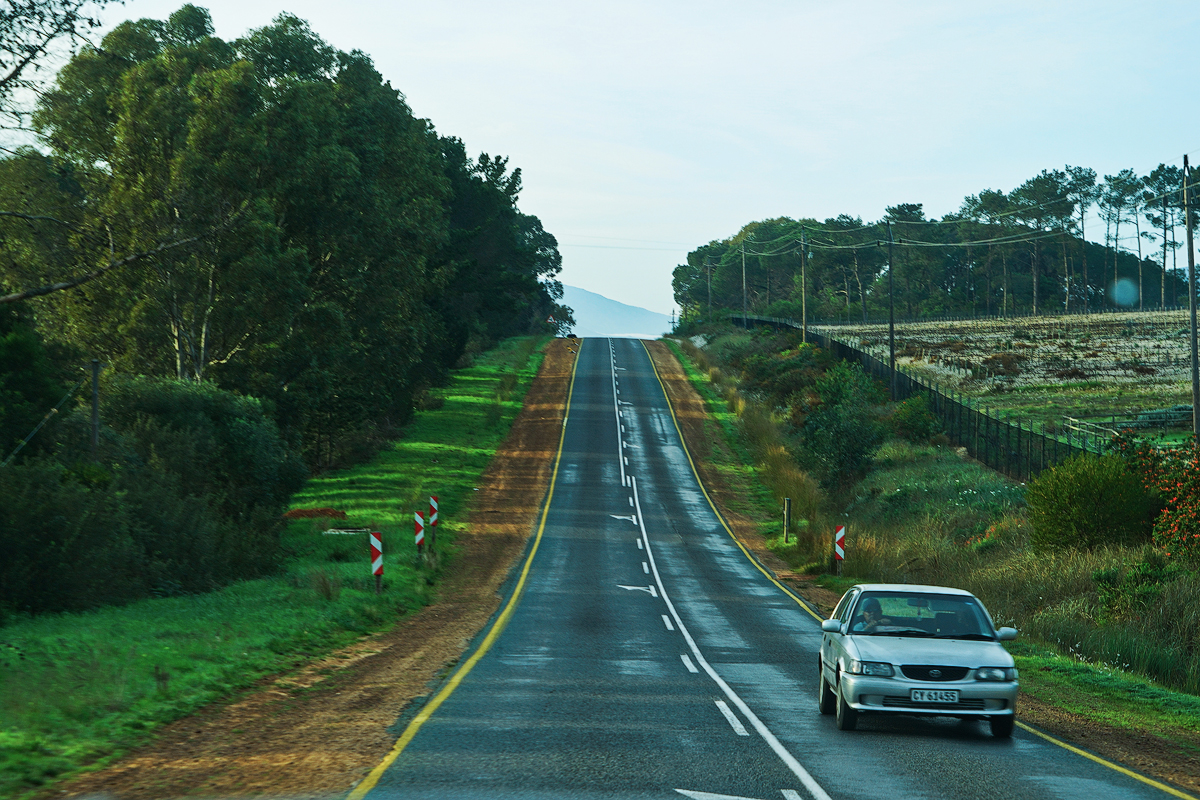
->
660, 338, 780, 529
666, 336, 1200, 743
0, 336, 549, 799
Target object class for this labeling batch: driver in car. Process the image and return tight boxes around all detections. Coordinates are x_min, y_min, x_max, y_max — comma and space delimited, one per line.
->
852, 598, 890, 632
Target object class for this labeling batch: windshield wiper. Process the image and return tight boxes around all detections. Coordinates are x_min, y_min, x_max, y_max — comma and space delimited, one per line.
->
868, 629, 932, 637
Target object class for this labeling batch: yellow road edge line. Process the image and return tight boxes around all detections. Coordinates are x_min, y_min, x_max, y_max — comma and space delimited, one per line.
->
649, 340, 1195, 800
346, 340, 582, 800
640, 339, 822, 622
1015, 721, 1198, 799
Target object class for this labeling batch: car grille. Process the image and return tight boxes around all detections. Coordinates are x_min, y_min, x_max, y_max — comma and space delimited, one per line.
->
882, 696, 987, 711
900, 665, 969, 681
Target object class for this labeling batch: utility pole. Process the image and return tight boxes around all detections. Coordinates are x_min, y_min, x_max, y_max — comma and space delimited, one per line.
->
800, 229, 808, 343
741, 242, 748, 328
887, 221, 896, 399
1187, 155, 1199, 439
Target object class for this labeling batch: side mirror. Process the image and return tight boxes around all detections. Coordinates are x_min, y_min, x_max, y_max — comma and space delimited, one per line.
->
821, 619, 842, 633
997, 627, 1018, 641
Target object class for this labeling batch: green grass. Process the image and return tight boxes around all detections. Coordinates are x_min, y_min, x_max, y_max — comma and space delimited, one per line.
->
1012, 641, 1200, 749
0, 335, 549, 799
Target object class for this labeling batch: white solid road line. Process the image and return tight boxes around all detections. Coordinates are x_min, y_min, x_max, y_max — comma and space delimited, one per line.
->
631, 476, 833, 800
714, 700, 750, 736
662, 614, 675, 631
681, 654, 699, 673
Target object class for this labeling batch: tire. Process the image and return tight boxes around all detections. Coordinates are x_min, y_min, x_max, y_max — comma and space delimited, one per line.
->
990, 714, 1014, 738
835, 683, 858, 731
818, 665, 835, 715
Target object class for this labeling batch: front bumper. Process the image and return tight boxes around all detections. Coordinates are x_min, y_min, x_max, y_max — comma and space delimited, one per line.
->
839, 673, 1017, 717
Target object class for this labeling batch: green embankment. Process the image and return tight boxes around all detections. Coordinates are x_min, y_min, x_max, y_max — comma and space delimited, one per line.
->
665, 337, 1200, 747
0, 336, 548, 798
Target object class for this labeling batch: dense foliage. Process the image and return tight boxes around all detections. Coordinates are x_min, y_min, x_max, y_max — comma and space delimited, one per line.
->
706, 328, 886, 490
0, 6, 569, 616
1113, 433, 1200, 559
675, 164, 1195, 325
1025, 453, 1155, 551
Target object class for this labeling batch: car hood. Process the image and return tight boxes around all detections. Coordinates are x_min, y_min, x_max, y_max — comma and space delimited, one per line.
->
846, 635, 1014, 668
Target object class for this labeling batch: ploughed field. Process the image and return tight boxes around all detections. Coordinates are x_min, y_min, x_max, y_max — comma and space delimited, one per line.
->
816, 310, 1199, 438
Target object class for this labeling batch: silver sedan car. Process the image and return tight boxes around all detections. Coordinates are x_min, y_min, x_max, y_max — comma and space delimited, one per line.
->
818, 583, 1019, 737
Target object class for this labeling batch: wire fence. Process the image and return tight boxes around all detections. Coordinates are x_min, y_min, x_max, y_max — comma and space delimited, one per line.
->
731, 314, 1114, 482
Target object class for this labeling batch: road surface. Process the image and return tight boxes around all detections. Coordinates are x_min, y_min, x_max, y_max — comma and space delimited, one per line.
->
357, 337, 1184, 800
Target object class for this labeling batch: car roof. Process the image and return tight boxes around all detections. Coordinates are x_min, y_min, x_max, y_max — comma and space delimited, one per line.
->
851, 584, 976, 596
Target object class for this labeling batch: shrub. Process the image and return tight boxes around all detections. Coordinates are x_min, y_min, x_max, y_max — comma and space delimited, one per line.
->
891, 395, 940, 443
800, 361, 885, 489
1025, 454, 1155, 550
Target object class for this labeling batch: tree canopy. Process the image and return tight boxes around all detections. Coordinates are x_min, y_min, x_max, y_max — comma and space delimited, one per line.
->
675, 162, 1195, 325
0, 5, 570, 467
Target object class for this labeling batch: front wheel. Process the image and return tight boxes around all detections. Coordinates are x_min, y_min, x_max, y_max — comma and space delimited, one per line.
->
835, 683, 858, 731
818, 665, 835, 715
990, 714, 1014, 738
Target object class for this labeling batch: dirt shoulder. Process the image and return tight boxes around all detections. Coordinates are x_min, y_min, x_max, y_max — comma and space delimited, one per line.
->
645, 339, 1200, 797
45, 339, 576, 800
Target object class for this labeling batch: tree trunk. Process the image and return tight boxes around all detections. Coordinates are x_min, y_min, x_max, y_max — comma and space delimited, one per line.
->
1002, 249, 1009, 317
1032, 241, 1039, 315
1134, 206, 1143, 311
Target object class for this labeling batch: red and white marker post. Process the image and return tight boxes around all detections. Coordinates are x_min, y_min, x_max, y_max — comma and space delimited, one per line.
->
834, 525, 846, 576
428, 496, 439, 548
370, 531, 383, 594
414, 511, 425, 563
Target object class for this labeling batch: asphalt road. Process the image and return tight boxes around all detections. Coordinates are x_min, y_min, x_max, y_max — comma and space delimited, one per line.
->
362, 337, 1181, 800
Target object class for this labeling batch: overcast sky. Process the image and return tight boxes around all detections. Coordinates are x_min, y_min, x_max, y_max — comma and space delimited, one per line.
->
107, 0, 1200, 315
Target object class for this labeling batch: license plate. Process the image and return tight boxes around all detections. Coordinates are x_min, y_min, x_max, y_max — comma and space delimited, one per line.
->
911, 689, 959, 703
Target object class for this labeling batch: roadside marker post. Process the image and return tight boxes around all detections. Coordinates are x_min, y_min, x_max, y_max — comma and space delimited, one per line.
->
834, 525, 845, 577
783, 497, 791, 544
370, 531, 383, 595
414, 511, 425, 564
428, 496, 439, 548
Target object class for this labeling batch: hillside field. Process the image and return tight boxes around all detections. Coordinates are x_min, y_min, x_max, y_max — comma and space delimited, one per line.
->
816, 310, 1198, 442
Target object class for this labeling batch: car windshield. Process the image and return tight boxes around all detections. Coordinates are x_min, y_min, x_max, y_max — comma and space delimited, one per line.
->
849, 591, 994, 639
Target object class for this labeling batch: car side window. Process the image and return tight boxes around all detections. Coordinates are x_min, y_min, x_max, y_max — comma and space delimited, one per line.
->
833, 590, 859, 622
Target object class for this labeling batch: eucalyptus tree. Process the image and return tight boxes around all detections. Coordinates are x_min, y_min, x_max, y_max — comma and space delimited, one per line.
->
1144, 163, 1183, 307
964, 189, 1014, 315
1101, 169, 1142, 301
1009, 169, 1071, 315
1066, 166, 1098, 310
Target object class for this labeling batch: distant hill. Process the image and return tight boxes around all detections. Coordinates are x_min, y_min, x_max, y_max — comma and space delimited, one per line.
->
561, 286, 672, 339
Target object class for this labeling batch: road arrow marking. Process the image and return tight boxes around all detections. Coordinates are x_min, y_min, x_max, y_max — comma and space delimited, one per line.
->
675, 790, 771, 800
610, 514, 637, 523
617, 584, 655, 595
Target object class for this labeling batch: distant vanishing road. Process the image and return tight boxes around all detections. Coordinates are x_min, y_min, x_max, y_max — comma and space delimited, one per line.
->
354, 337, 1182, 800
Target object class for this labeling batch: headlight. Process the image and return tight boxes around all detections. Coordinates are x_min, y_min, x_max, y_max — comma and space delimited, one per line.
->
974, 667, 1016, 681
847, 660, 894, 677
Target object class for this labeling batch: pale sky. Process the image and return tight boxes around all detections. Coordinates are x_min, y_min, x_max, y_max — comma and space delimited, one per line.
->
104, 0, 1200, 315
